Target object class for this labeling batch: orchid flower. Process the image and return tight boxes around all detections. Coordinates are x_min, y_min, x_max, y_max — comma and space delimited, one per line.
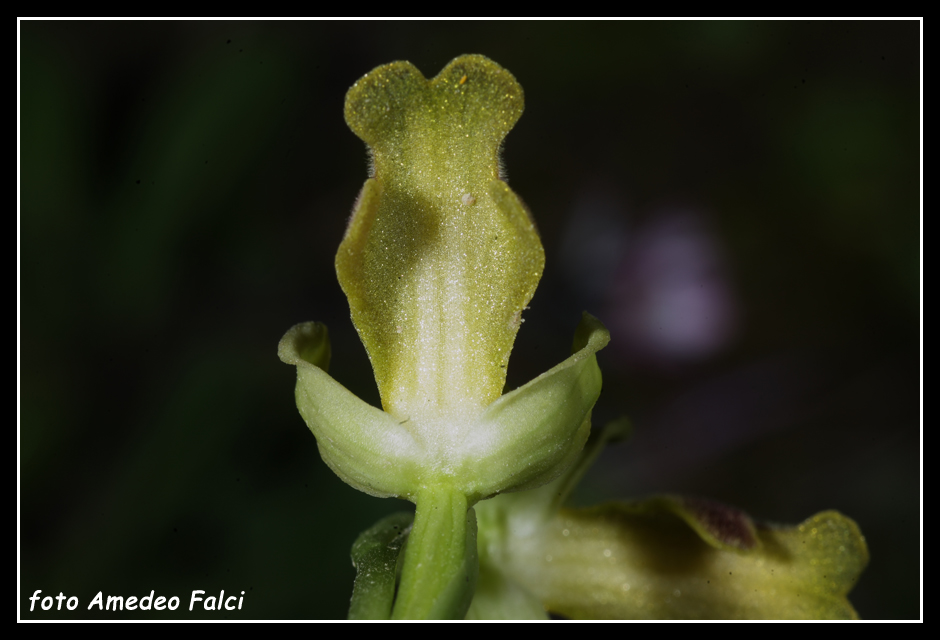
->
279, 55, 607, 619
278, 55, 867, 620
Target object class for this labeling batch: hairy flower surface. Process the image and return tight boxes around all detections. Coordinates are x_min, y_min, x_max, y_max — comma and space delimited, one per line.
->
279, 56, 608, 507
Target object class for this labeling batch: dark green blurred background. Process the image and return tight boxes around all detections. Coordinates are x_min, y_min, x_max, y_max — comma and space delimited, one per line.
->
20, 21, 920, 619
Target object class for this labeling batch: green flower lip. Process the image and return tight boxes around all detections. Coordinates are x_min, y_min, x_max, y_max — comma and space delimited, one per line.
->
338, 55, 542, 424
279, 55, 609, 503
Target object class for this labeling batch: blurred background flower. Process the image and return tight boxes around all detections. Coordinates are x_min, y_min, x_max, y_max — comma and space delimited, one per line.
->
19, 20, 920, 619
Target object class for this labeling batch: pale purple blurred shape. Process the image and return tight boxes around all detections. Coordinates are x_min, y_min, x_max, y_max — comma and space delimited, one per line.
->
605, 210, 738, 369
559, 192, 801, 488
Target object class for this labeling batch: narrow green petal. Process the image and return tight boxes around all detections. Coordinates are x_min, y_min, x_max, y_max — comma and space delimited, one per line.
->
496, 501, 868, 620
278, 322, 424, 499
454, 313, 609, 502
348, 512, 414, 620
337, 55, 544, 425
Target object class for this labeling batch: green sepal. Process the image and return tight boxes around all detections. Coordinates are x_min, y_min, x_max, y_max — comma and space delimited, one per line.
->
277, 322, 424, 499
278, 314, 608, 503
348, 512, 414, 620
454, 312, 609, 503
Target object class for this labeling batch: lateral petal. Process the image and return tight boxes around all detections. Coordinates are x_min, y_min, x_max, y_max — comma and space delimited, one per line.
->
278, 322, 424, 499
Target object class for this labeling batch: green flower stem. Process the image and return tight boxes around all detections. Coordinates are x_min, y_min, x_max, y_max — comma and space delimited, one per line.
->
391, 486, 478, 620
